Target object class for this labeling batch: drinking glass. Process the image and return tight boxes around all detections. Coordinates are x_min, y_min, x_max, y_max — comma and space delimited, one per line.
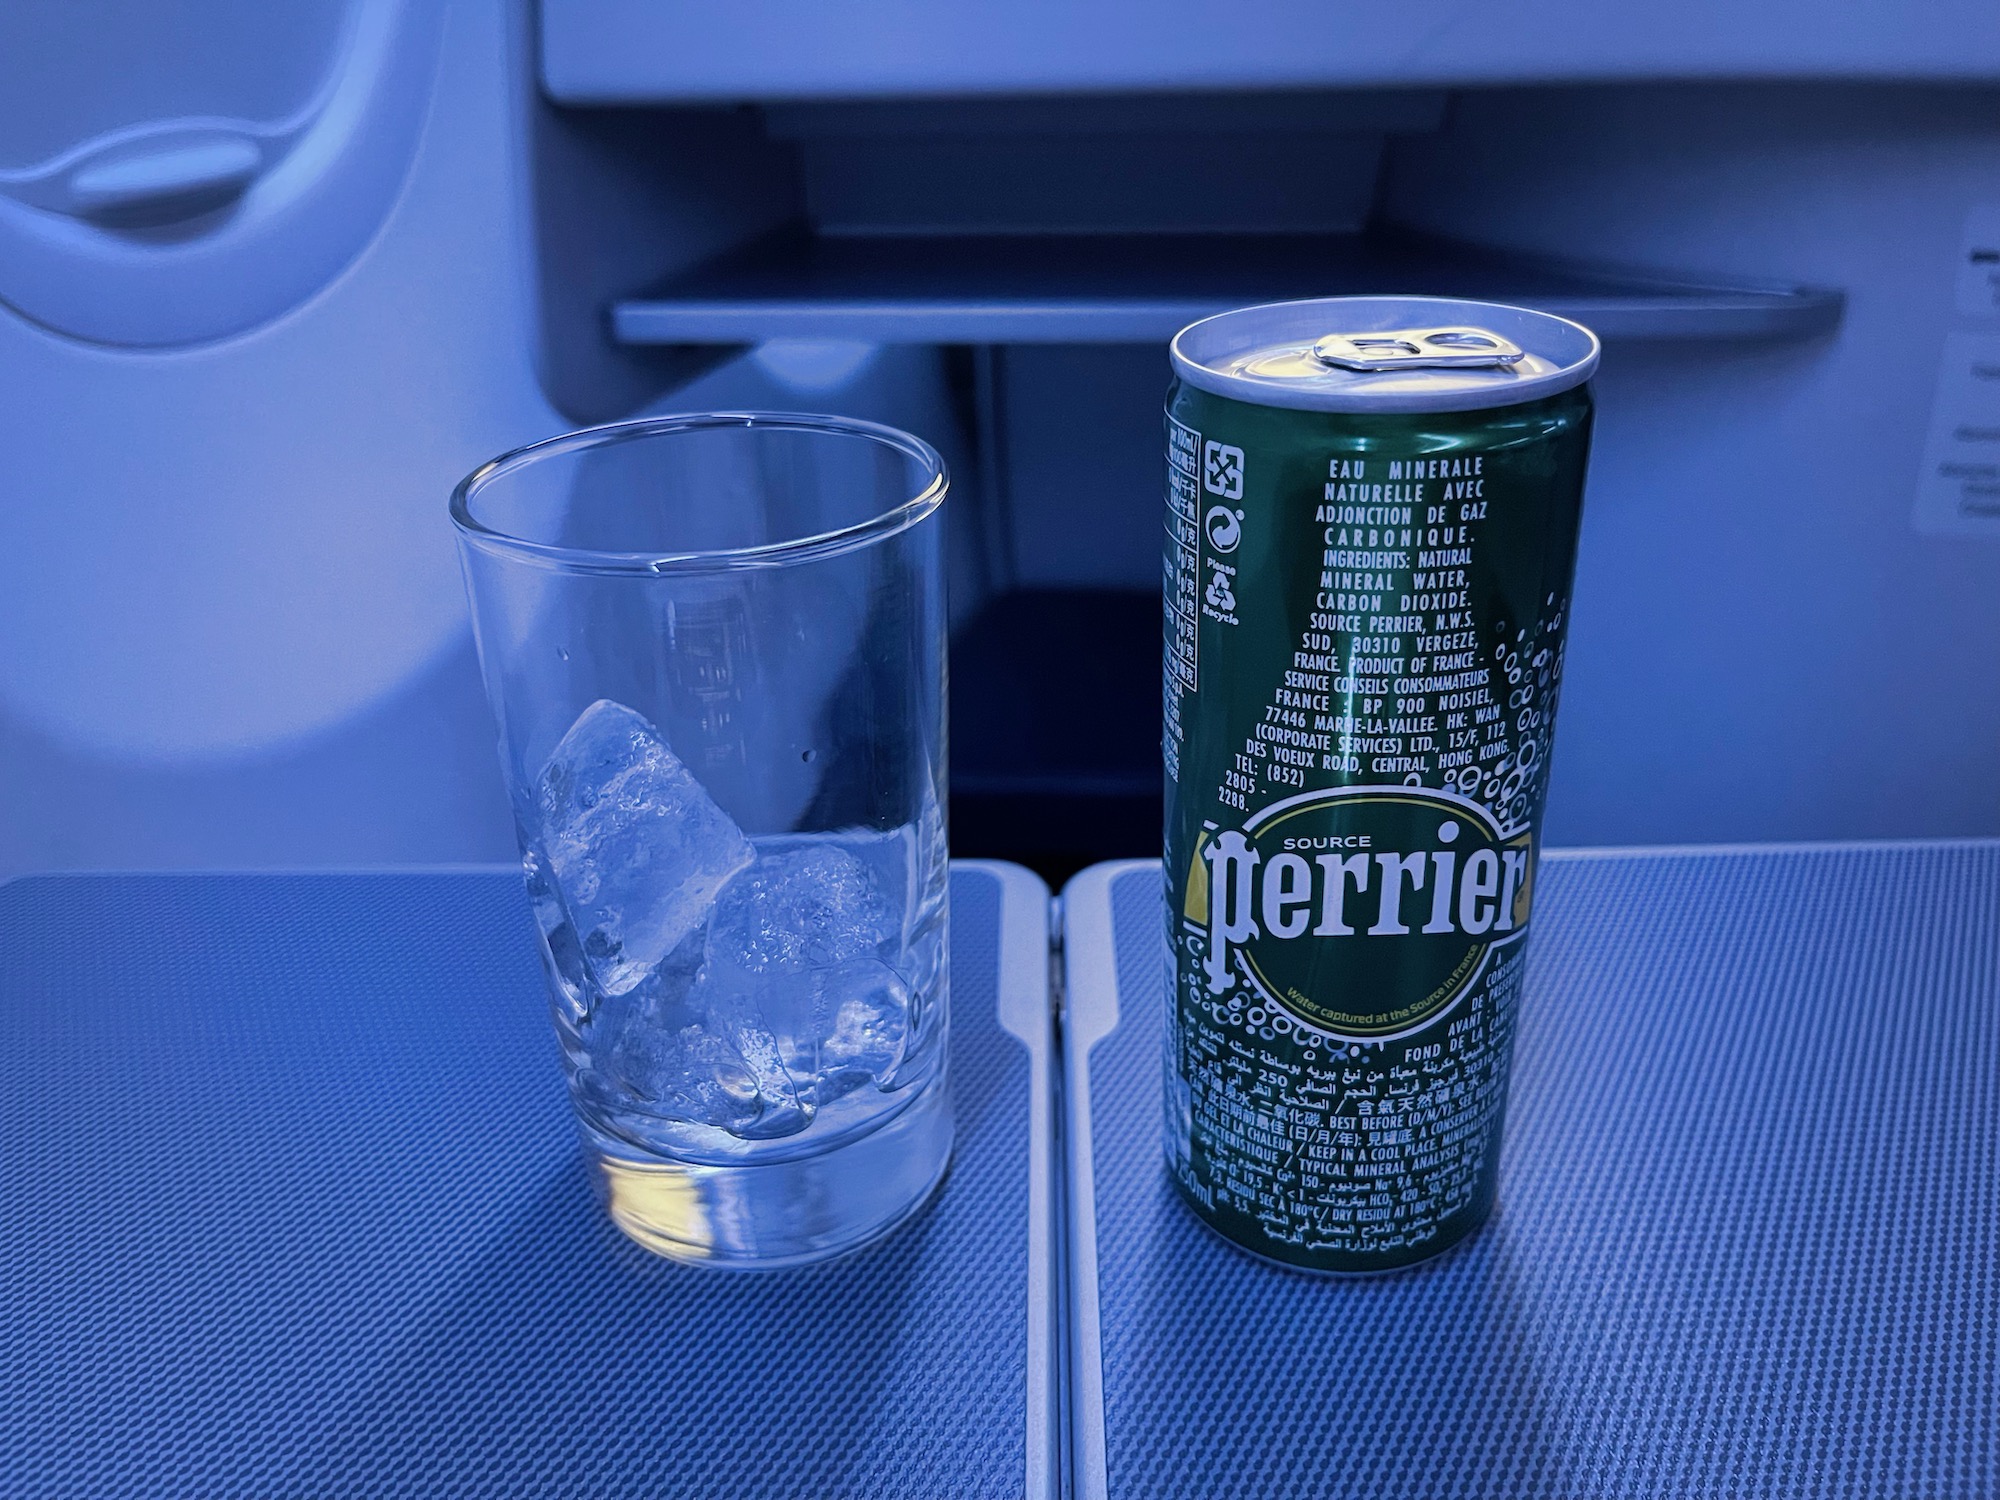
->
452, 412, 950, 1268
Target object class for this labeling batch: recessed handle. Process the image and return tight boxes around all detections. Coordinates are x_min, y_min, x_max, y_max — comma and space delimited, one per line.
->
60, 130, 263, 228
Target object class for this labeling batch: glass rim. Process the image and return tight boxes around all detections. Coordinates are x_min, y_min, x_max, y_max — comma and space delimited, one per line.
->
449, 411, 948, 576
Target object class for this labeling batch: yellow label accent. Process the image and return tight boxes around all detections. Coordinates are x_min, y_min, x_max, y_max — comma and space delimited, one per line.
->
1184, 831, 1211, 923
1508, 831, 1537, 928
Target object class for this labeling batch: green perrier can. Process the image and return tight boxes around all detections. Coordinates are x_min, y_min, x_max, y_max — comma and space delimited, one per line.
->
1163, 297, 1598, 1272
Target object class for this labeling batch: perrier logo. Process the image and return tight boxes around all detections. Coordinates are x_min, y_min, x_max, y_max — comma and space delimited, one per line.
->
1187, 786, 1534, 1039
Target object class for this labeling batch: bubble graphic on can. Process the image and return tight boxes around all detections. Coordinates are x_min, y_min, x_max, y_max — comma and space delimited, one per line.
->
1162, 297, 1599, 1273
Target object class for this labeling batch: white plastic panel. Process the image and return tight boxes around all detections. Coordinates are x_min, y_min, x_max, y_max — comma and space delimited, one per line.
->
0, 0, 561, 876
543, 0, 2000, 103
1384, 84, 2000, 846
0, 0, 347, 170
0, 0, 444, 347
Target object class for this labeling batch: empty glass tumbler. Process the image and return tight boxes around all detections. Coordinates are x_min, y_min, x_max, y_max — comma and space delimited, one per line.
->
452, 413, 951, 1268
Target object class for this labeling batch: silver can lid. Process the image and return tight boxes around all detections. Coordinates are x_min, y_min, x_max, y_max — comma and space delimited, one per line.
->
1171, 295, 1600, 414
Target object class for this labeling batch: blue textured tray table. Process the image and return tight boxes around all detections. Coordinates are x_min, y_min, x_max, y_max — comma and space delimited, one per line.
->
0, 862, 1055, 1500
1062, 846, 2000, 1500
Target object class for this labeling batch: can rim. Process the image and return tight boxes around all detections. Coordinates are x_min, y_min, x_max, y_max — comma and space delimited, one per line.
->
1170, 295, 1601, 414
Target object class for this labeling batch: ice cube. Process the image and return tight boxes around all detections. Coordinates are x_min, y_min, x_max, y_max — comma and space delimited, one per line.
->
816, 958, 913, 1093
608, 1012, 763, 1136
606, 960, 814, 1139
714, 993, 812, 1139
536, 699, 753, 997
824, 825, 920, 934
708, 841, 897, 974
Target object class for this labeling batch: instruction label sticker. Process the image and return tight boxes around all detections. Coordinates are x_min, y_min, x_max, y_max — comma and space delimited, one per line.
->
1913, 332, 2000, 535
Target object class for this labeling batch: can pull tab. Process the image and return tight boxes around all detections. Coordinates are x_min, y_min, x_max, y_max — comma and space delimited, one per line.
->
1311, 327, 1526, 373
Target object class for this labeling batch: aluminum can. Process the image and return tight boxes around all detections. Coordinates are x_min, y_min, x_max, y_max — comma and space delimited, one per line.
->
1163, 296, 1598, 1272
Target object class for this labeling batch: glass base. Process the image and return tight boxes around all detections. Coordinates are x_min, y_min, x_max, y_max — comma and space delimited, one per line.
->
584, 1077, 953, 1269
